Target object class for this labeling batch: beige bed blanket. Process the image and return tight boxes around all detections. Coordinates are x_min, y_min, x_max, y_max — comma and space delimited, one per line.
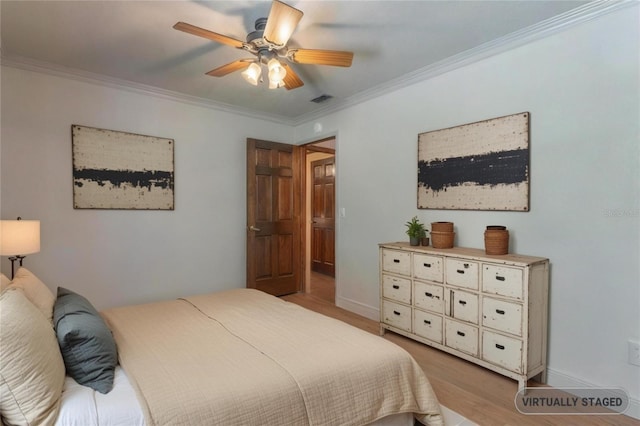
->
102, 289, 443, 426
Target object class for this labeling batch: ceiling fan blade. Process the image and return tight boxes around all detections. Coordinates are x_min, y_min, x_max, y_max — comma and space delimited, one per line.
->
206, 60, 252, 77
263, 0, 303, 46
173, 22, 244, 48
290, 49, 354, 67
282, 64, 304, 90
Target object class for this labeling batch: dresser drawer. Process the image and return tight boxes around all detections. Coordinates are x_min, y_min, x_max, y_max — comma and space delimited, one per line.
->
382, 275, 411, 304
450, 290, 479, 325
414, 310, 443, 344
382, 249, 411, 276
382, 300, 412, 332
413, 254, 443, 283
445, 258, 479, 290
482, 264, 523, 300
445, 319, 478, 356
482, 331, 523, 373
482, 297, 522, 336
414, 281, 444, 313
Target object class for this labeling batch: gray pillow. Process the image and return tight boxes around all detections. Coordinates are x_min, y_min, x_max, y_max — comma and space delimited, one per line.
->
53, 287, 118, 394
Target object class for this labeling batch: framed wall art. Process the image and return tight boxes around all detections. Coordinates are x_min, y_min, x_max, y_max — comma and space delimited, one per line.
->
72, 125, 175, 210
417, 112, 529, 211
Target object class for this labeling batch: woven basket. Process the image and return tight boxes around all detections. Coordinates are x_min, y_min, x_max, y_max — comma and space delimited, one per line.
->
431, 222, 454, 233
484, 228, 509, 255
430, 231, 454, 249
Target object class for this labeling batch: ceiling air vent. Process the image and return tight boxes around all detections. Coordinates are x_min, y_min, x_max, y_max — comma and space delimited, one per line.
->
310, 94, 333, 104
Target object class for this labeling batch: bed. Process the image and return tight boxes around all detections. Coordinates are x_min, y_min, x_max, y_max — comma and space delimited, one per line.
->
0, 268, 443, 426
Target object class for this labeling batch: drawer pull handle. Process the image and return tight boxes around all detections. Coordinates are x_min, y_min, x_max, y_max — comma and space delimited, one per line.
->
496, 309, 505, 315
458, 300, 467, 306
457, 331, 466, 337
495, 344, 505, 350
424, 320, 431, 325
423, 263, 431, 268
456, 269, 465, 274
496, 276, 506, 281
393, 310, 401, 316
425, 292, 433, 298
393, 259, 400, 263
392, 285, 400, 289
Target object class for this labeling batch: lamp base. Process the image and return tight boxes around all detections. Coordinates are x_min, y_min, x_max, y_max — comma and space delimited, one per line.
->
8, 255, 25, 280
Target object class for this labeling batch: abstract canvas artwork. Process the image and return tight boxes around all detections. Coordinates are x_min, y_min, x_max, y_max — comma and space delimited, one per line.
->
418, 112, 529, 211
72, 125, 174, 210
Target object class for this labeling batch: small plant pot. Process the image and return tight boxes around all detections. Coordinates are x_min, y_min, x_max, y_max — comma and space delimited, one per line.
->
431, 231, 454, 249
420, 237, 430, 246
484, 226, 509, 255
431, 222, 454, 233
409, 236, 421, 246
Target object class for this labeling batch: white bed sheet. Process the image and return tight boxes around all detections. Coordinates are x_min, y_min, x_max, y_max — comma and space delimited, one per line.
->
55, 367, 144, 426
55, 367, 415, 426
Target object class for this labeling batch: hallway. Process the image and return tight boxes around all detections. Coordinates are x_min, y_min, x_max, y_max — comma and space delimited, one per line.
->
309, 271, 334, 303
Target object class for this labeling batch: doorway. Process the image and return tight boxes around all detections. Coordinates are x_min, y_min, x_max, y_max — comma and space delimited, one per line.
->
303, 137, 336, 304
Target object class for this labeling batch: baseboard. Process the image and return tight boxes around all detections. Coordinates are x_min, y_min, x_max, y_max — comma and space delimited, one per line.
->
335, 296, 379, 321
546, 367, 640, 420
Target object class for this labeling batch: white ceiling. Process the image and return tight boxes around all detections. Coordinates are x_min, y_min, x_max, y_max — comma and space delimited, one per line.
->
1, 0, 592, 123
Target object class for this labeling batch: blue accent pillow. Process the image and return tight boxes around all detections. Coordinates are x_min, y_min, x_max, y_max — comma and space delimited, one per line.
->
53, 287, 118, 394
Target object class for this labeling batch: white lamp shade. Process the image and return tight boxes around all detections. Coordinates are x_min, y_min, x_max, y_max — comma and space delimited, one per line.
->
268, 80, 284, 89
241, 63, 261, 86
0, 220, 41, 256
267, 58, 287, 88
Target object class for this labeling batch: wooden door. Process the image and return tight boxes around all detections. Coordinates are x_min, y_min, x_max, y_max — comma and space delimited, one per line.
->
247, 139, 302, 296
311, 157, 335, 277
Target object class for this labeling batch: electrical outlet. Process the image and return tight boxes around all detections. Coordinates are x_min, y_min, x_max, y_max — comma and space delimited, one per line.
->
629, 340, 640, 367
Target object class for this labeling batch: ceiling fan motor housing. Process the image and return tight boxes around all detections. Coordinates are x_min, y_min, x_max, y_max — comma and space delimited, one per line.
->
246, 18, 287, 62
246, 18, 267, 44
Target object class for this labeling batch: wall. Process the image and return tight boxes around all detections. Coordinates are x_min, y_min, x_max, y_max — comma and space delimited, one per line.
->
1, 66, 292, 309
295, 5, 639, 414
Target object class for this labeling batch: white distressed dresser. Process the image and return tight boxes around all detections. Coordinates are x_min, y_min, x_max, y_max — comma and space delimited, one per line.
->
379, 242, 549, 389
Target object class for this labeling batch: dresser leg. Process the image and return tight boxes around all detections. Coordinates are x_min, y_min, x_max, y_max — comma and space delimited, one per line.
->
379, 324, 386, 336
533, 369, 547, 384
518, 378, 527, 394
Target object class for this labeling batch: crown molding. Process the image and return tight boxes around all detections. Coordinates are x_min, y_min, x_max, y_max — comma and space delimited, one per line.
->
291, 0, 637, 126
1, 0, 634, 127
0, 54, 296, 126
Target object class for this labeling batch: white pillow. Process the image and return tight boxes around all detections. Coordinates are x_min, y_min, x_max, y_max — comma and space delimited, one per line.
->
0, 273, 9, 292
0, 287, 65, 425
8, 267, 55, 323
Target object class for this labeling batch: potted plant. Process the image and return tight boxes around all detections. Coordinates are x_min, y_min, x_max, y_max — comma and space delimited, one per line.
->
405, 216, 426, 246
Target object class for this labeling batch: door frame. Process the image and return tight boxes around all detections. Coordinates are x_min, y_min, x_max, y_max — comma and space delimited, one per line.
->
300, 137, 337, 295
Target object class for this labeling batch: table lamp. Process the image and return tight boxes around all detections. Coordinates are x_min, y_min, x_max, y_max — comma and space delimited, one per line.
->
0, 217, 41, 279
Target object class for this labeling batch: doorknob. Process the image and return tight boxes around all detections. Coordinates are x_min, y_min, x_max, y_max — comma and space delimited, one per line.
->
249, 225, 261, 232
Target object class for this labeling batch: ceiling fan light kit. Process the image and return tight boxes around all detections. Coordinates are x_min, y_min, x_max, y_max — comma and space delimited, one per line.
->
241, 62, 262, 86
173, 0, 353, 91
267, 58, 287, 88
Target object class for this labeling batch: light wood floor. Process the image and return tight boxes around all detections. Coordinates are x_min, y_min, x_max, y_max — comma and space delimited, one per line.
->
282, 291, 640, 426
309, 270, 335, 303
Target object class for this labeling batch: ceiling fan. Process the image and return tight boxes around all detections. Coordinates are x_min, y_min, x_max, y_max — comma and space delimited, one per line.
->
173, 0, 354, 90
